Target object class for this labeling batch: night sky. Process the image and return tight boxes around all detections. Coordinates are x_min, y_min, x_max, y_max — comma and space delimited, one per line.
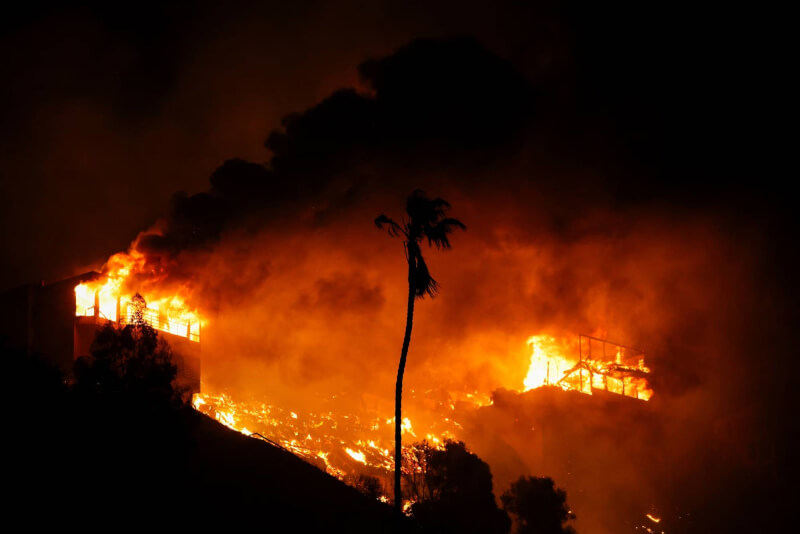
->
2, 1, 773, 287
0, 2, 793, 531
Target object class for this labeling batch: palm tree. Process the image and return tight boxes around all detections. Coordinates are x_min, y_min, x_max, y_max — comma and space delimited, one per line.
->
375, 189, 465, 514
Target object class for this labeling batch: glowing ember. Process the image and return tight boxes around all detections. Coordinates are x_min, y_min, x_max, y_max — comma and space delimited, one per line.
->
189, 331, 655, 499
191, 390, 463, 484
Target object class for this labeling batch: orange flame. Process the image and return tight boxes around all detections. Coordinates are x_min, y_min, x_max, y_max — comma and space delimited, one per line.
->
523, 334, 653, 401
190, 331, 654, 499
74, 251, 203, 341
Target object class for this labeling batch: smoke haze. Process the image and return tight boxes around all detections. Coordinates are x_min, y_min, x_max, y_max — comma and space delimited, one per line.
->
1, 4, 791, 532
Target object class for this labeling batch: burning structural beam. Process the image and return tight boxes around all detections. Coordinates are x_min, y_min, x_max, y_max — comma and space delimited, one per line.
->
558, 334, 652, 400
524, 334, 653, 401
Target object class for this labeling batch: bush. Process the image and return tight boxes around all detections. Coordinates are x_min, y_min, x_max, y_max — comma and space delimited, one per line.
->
406, 440, 510, 534
501, 476, 576, 534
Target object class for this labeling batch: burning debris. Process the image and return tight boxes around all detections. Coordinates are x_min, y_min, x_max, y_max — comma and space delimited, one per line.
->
190, 330, 654, 507
191, 389, 461, 486
524, 334, 653, 401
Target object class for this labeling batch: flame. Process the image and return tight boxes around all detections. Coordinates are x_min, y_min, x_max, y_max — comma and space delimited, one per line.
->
523, 335, 653, 401
188, 332, 655, 501
191, 389, 464, 484
345, 448, 367, 464
402, 417, 415, 436
74, 251, 203, 342
82, 252, 656, 501
523, 335, 571, 390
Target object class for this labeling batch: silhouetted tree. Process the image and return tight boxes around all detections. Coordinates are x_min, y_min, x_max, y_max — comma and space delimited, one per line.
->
402, 439, 437, 503
70, 320, 192, 527
407, 440, 510, 534
501, 476, 576, 534
375, 190, 465, 513
73, 320, 185, 409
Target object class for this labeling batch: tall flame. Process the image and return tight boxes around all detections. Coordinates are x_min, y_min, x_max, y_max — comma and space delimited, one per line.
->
74, 251, 203, 341
523, 335, 572, 390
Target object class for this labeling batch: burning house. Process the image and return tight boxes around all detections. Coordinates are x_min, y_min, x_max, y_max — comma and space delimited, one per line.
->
0, 270, 201, 393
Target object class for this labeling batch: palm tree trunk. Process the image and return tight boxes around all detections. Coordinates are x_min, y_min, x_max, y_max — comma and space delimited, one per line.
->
395, 259, 416, 515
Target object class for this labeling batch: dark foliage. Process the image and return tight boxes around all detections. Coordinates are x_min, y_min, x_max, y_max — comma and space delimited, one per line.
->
408, 440, 511, 534
73, 320, 185, 409
347, 473, 386, 501
403, 440, 437, 503
1, 334, 404, 532
501, 476, 576, 534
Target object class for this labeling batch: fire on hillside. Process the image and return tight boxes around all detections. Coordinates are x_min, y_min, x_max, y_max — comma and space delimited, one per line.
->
191, 333, 652, 488
69, 237, 657, 522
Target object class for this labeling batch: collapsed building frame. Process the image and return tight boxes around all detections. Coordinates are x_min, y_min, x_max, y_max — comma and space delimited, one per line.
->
556, 334, 651, 400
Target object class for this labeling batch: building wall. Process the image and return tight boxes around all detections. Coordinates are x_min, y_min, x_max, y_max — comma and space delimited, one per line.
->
1, 272, 201, 394
34, 274, 95, 372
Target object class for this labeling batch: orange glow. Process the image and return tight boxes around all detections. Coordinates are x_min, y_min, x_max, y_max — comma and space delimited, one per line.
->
73, 251, 202, 342
522, 334, 652, 401
191, 389, 463, 483
190, 331, 654, 497
523, 335, 573, 390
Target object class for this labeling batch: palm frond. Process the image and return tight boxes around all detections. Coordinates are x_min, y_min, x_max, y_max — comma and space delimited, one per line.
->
413, 253, 439, 298
379, 190, 464, 300
406, 190, 452, 229
425, 217, 467, 248
374, 214, 406, 238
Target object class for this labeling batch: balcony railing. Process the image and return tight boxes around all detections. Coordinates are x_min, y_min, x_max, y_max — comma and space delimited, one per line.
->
118, 306, 200, 342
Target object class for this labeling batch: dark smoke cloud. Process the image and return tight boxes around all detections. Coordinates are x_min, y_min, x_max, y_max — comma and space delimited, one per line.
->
134, 37, 535, 257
